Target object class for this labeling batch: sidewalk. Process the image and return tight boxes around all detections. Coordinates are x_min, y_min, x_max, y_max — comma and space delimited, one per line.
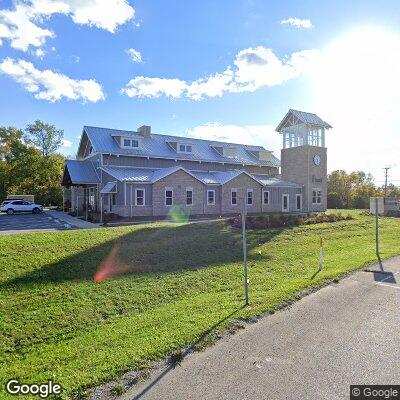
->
45, 210, 102, 229
119, 256, 400, 400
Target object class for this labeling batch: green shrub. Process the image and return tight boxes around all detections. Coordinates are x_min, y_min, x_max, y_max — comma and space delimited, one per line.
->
228, 212, 353, 230
110, 383, 125, 396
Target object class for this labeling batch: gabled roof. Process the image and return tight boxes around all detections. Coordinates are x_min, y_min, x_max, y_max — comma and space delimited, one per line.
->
191, 170, 263, 186
101, 165, 205, 184
276, 109, 332, 132
151, 166, 205, 184
101, 165, 266, 186
63, 160, 100, 185
81, 126, 280, 168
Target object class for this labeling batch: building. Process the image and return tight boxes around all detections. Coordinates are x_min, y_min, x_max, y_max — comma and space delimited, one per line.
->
62, 110, 332, 220
370, 197, 399, 216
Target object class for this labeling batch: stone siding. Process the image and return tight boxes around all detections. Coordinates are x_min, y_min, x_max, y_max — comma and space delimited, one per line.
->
221, 174, 263, 214
152, 170, 204, 216
281, 145, 327, 212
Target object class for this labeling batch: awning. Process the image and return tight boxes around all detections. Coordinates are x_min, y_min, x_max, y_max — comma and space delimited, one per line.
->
100, 181, 117, 194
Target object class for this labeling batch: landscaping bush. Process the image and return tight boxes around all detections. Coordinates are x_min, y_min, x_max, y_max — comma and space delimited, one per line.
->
386, 210, 400, 218
103, 213, 120, 223
228, 212, 354, 230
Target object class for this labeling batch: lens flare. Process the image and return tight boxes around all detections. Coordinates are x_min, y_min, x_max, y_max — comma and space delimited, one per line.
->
93, 243, 143, 282
166, 205, 189, 224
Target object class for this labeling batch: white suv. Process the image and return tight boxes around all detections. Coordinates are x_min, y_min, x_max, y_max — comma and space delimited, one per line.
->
0, 200, 43, 215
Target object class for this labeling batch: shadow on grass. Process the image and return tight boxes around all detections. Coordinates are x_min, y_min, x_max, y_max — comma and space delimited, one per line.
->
131, 305, 246, 400
2, 221, 282, 289
310, 269, 321, 280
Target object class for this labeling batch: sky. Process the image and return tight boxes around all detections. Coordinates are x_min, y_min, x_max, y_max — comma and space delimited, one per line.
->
1, 0, 400, 186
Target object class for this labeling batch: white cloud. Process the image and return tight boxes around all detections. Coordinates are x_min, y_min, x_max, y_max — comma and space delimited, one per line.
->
121, 77, 188, 98
280, 18, 313, 29
68, 0, 135, 33
61, 139, 73, 147
121, 46, 320, 100
126, 48, 142, 63
34, 48, 46, 59
0, 57, 105, 102
186, 122, 281, 152
0, 0, 135, 52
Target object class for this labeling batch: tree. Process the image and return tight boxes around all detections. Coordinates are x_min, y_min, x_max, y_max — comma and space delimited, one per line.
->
385, 183, 400, 198
25, 120, 64, 157
0, 124, 65, 206
327, 192, 344, 209
327, 170, 381, 209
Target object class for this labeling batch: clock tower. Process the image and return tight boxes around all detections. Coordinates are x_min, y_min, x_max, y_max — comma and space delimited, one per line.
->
276, 110, 332, 213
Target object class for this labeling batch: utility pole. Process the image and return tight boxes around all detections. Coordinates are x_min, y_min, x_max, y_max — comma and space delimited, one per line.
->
384, 166, 391, 197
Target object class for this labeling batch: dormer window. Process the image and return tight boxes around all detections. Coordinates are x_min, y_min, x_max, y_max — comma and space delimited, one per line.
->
178, 143, 192, 153
122, 138, 139, 148
211, 145, 237, 158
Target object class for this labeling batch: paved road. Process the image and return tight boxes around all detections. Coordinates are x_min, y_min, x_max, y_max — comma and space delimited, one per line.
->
0, 212, 74, 232
123, 257, 400, 400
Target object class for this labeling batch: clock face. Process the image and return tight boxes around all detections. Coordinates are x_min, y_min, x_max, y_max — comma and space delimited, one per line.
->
313, 155, 321, 166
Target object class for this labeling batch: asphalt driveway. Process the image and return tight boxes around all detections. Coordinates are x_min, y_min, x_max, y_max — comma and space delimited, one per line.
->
0, 211, 74, 232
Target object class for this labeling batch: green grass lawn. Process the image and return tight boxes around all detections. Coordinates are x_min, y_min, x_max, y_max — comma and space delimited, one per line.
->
1, 210, 399, 398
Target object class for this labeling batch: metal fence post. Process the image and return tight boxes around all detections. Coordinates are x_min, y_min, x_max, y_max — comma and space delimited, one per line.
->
375, 197, 380, 258
242, 202, 249, 306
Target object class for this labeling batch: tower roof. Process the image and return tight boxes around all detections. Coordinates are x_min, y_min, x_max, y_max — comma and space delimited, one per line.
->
276, 109, 333, 132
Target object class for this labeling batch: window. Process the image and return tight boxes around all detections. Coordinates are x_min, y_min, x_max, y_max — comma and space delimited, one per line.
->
165, 188, 173, 206
207, 190, 215, 205
231, 189, 237, 205
122, 138, 139, 148
89, 145, 93, 154
282, 194, 289, 211
312, 189, 322, 204
178, 143, 193, 153
296, 194, 302, 211
89, 187, 95, 207
186, 189, 193, 205
111, 193, 117, 206
263, 190, 269, 205
135, 189, 145, 206
247, 189, 253, 205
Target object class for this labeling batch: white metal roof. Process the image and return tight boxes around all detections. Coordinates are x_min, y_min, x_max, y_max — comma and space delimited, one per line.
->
100, 181, 117, 193
64, 160, 100, 184
81, 126, 280, 168
101, 166, 298, 188
276, 109, 332, 132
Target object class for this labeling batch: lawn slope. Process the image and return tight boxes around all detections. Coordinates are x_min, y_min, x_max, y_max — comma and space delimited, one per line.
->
1, 211, 399, 398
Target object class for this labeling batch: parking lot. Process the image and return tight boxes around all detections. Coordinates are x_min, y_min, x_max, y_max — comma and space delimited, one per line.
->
0, 212, 75, 232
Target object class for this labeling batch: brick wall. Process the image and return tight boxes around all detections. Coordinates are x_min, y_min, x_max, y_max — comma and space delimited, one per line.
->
281, 145, 327, 212
152, 170, 204, 216
221, 174, 263, 214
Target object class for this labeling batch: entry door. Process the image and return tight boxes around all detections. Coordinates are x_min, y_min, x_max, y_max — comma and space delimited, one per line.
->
282, 194, 289, 212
